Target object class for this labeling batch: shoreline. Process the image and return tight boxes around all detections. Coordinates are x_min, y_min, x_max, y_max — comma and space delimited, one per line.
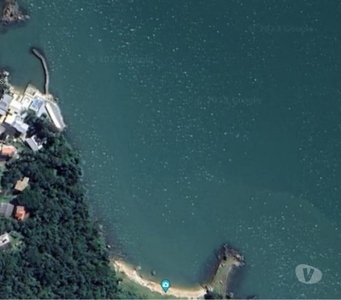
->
112, 259, 207, 299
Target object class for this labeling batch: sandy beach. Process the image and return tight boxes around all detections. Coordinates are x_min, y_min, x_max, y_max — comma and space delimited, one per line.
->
112, 259, 207, 299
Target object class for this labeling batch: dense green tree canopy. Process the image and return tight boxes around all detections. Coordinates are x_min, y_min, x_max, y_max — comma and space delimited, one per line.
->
0, 115, 139, 299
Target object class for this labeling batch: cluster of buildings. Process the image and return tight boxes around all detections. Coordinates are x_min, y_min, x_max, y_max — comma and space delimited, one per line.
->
0, 176, 30, 250
0, 69, 66, 251
0, 81, 65, 151
0, 202, 28, 219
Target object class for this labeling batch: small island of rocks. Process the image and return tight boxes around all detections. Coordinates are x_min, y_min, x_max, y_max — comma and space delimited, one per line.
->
0, 0, 29, 28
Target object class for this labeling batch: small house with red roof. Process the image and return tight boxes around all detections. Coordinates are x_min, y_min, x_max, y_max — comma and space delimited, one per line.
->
15, 206, 28, 220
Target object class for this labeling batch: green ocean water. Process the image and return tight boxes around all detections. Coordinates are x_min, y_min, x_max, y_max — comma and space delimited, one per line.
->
1, 0, 341, 298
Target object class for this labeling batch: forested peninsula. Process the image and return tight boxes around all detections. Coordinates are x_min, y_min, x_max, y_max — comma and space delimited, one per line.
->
0, 113, 139, 299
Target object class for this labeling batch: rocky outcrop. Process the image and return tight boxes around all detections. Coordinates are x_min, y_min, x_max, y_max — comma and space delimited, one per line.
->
204, 244, 246, 299
0, 70, 10, 96
0, 0, 29, 27
223, 244, 245, 267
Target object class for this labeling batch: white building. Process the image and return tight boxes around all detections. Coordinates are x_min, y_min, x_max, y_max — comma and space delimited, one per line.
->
20, 95, 33, 110
4, 114, 16, 126
0, 203, 14, 218
0, 232, 11, 250
25, 135, 43, 151
8, 99, 23, 115
45, 102, 65, 130
0, 84, 65, 153
29, 97, 45, 113
0, 94, 12, 115
13, 119, 29, 134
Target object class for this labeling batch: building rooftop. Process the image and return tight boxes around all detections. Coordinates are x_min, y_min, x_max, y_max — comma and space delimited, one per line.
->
37, 105, 47, 118
26, 136, 43, 151
0, 232, 11, 249
13, 119, 29, 134
11, 91, 23, 102
0, 125, 6, 135
0, 94, 12, 111
29, 97, 45, 112
9, 99, 23, 114
0, 203, 14, 218
1, 94, 12, 105
4, 114, 16, 126
15, 206, 27, 220
14, 177, 29, 192
0, 115, 6, 124
1, 145, 17, 157
20, 95, 33, 109
24, 84, 39, 97
45, 102, 66, 130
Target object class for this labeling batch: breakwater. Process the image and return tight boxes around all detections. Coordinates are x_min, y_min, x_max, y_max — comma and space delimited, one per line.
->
30, 48, 66, 130
31, 48, 49, 95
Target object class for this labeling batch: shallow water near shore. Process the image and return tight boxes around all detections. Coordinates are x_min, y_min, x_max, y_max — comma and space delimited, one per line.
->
1, 0, 341, 298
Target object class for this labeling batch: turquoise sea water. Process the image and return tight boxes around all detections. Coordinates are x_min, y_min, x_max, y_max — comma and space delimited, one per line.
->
1, 0, 341, 298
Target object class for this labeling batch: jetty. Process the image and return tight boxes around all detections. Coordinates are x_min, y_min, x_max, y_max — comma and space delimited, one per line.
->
31, 48, 50, 96
29, 48, 65, 130
205, 244, 245, 298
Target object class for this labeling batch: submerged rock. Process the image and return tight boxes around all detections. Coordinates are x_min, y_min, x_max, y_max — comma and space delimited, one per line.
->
135, 265, 141, 271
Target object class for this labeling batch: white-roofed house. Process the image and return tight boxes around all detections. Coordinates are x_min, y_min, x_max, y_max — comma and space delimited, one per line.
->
4, 114, 16, 126
0, 232, 11, 250
29, 97, 45, 114
0, 203, 14, 218
25, 135, 43, 151
20, 96, 33, 110
8, 100, 23, 115
45, 102, 65, 130
0, 94, 12, 115
13, 119, 29, 134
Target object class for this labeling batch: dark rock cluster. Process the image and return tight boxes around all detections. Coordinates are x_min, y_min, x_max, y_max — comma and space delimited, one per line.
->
0, 0, 29, 28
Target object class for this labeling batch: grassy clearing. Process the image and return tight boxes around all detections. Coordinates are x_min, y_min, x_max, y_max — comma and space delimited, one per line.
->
0, 194, 12, 203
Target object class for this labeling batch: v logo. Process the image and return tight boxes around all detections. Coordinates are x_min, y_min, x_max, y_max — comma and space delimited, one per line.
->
303, 267, 315, 282
295, 264, 322, 284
